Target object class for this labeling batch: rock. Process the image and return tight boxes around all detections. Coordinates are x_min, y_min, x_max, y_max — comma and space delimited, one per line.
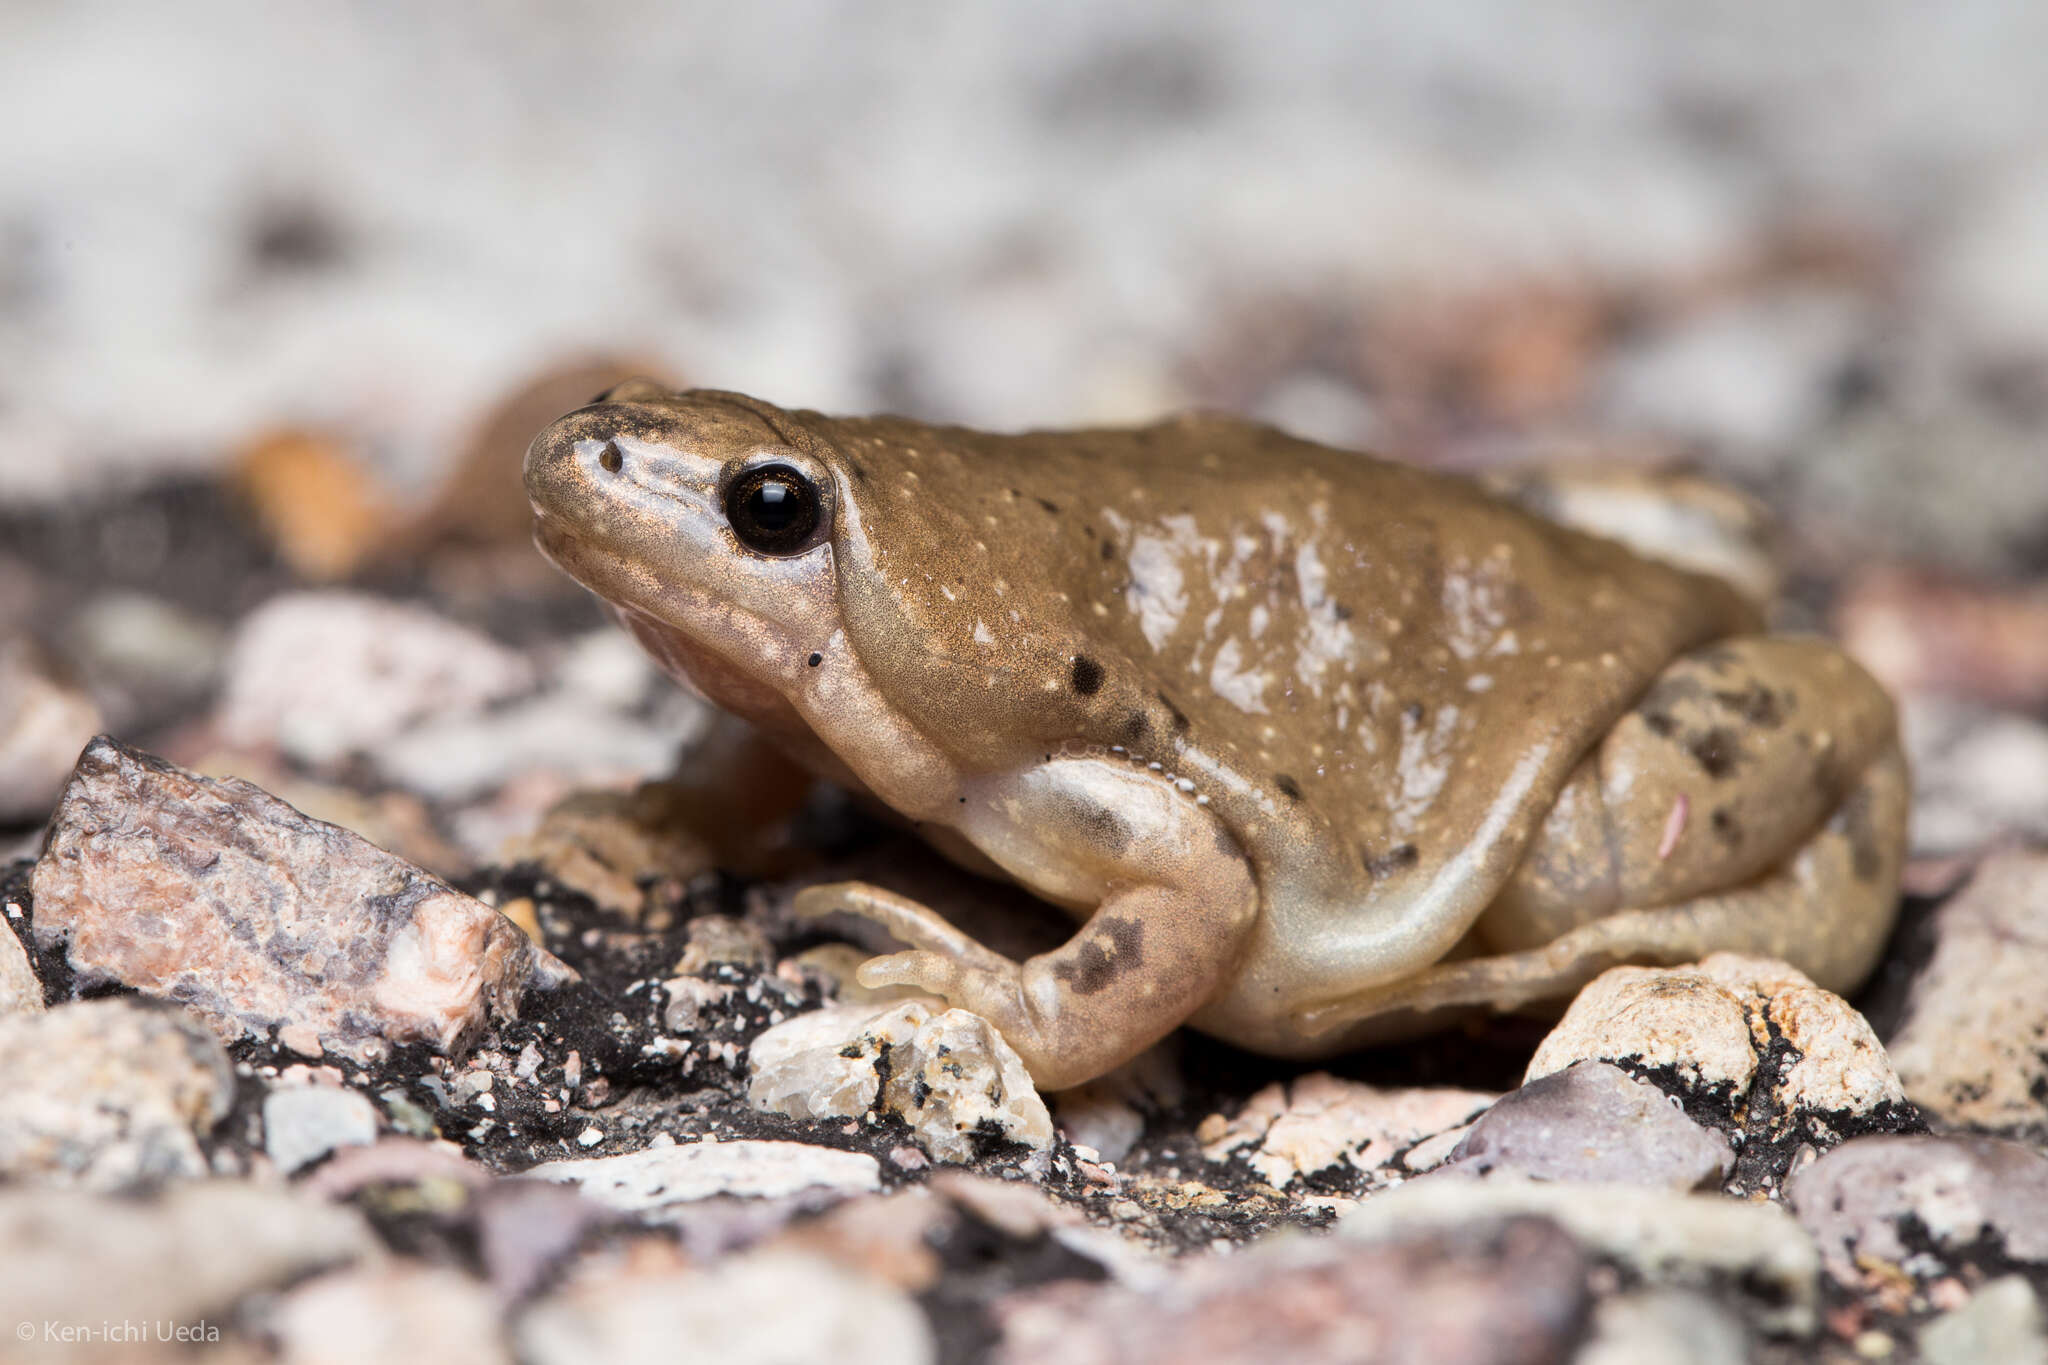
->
673, 914, 773, 975
264, 1085, 382, 1175
1900, 700, 2048, 854
1571, 1290, 1752, 1365
523, 1139, 881, 1211
748, 1000, 1054, 1164
64, 592, 225, 719
1887, 847, 2048, 1128
216, 591, 535, 768
30, 737, 574, 1061
1837, 566, 2048, 710
497, 786, 720, 920
298, 1136, 490, 1202
1340, 1177, 1820, 1336
1528, 954, 1904, 1132
475, 1179, 608, 1304
1051, 1042, 1182, 1166
518, 1247, 934, 1365
0, 636, 101, 823
1597, 289, 1866, 470
1439, 1061, 1732, 1191
1920, 1277, 2048, 1365
267, 1263, 510, 1365
232, 428, 397, 582
0, 1181, 378, 1349
0, 997, 233, 1190
995, 1215, 1588, 1365
1786, 1134, 2048, 1284
1196, 1072, 1495, 1188
0, 922, 43, 1015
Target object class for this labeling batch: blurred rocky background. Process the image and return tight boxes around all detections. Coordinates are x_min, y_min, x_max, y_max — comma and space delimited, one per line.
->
3, 4, 2048, 1363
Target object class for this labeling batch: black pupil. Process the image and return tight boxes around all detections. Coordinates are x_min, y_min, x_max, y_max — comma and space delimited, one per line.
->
749, 479, 801, 530
727, 465, 819, 554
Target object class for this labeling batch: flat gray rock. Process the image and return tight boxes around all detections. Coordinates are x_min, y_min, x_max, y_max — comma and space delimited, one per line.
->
1439, 1061, 1733, 1192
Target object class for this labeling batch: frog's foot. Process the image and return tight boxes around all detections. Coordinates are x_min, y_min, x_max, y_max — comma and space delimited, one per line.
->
803, 872, 1257, 1092
1297, 637, 1908, 1042
797, 753, 1262, 1091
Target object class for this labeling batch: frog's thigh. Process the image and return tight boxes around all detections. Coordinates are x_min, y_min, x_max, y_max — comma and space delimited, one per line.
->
824, 758, 1259, 1092
1480, 635, 1898, 955
1300, 639, 1907, 1036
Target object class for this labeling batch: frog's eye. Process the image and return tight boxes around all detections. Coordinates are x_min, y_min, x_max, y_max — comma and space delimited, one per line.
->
725, 464, 823, 556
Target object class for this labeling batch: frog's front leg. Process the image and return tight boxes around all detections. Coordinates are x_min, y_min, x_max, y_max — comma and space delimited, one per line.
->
800, 758, 1259, 1091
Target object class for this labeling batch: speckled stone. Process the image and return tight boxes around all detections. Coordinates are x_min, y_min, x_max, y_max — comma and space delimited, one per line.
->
0, 997, 234, 1190
1920, 1277, 2048, 1365
1439, 1061, 1733, 1191
525, 1138, 881, 1210
0, 636, 101, 824
0, 1180, 378, 1340
1528, 953, 1903, 1121
1887, 847, 2048, 1130
30, 737, 575, 1062
748, 1000, 1053, 1164
268, 1262, 511, 1365
1786, 1134, 2048, 1284
215, 590, 536, 768
1196, 1072, 1496, 1188
0, 923, 43, 1016
518, 1247, 934, 1365
996, 1215, 1588, 1365
1341, 1176, 1820, 1336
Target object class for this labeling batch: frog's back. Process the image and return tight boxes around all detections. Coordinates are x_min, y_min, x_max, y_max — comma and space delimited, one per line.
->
795, 404, 1757, 937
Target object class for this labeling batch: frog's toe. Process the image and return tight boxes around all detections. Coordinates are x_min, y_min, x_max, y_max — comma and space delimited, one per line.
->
792, 880, 1005, 966
854, 949, 965, 997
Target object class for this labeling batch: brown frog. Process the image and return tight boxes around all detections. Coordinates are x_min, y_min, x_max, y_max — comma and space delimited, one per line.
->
525, 384, 1906, 1090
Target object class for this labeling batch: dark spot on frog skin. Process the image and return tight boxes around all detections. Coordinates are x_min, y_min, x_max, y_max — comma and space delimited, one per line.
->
1035, 497, 1061, 515
1643, 711, 1679, 739
1274, 773, 1302, 801
1332, 603, 1354, 622
1403, 702, 1426, 725
1158, 691, 1191, 733
1711, 684, 1784, 729
1052, 917, 1144, 996
1100, 539, 1116, 560
1075, 802, 1133, 856
807, 652, 823, 667
1688, 726, 1742, 778
1121, 710, 1149, 744
1366, 843, 1420, 879
1070, 655, 1105, 696
1711, 807, 1742, 847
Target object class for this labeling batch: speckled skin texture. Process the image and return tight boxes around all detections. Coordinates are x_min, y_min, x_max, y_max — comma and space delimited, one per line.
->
525, 386, 1907, 1089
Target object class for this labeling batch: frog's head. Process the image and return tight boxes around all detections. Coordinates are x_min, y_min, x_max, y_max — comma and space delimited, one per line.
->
524, 382, 854, 718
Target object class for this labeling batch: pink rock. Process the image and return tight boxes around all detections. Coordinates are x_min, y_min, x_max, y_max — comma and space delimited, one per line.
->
31, 737, 575, 1061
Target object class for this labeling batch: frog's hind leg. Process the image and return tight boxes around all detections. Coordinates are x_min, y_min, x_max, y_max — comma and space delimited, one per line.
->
1296, 636, 1907, 1038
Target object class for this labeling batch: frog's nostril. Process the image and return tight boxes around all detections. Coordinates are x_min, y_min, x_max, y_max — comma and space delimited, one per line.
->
598, 440, 624, 475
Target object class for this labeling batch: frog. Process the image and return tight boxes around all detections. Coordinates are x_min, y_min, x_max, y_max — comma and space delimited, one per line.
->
524, 382, 1907, 1091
